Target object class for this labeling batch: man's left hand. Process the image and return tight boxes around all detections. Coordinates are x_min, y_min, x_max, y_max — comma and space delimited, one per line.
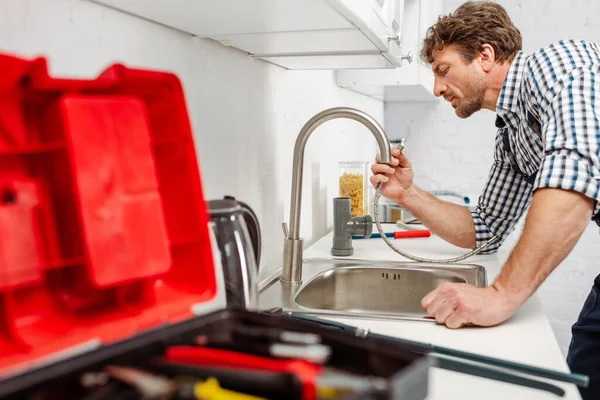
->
421, 283, 517, 328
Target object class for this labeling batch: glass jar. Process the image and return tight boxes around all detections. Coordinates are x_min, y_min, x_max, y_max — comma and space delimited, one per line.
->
338, 161, 369, 217
373, 197, 404, 223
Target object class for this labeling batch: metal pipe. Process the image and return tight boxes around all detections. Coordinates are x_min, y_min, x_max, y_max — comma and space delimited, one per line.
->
281, 107, 392, 286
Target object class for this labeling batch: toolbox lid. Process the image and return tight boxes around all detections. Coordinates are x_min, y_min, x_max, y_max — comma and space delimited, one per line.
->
0, 53, 217, 377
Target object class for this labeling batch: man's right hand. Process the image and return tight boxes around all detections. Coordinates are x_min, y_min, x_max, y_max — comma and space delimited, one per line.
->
370, 147, 414, 205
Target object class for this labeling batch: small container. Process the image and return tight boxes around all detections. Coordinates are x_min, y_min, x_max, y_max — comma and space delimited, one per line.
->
373, 197, 404, 223
339, 161, 369, 217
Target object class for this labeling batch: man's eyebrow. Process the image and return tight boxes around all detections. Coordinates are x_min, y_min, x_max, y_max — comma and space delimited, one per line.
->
433, 64, 448, 75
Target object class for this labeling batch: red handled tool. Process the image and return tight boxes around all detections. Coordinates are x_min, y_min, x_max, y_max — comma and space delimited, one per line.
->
353, 230, 431, 239
392, 230, 431, 238
165, 347, 386, 400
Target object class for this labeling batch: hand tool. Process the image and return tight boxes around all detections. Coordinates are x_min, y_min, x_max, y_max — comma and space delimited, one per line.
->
104, 365, 266, 400
165, 346, 388, 400
352, 230, 431, 239
150, 359, 303, 400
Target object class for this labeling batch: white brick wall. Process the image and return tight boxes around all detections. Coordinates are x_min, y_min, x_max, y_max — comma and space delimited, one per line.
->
385, 0, 600, 355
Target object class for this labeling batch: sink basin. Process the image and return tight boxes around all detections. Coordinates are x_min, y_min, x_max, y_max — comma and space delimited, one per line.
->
292, 262, 487, 320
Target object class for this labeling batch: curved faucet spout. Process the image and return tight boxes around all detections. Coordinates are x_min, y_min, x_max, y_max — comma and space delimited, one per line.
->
281, 107, 392, 286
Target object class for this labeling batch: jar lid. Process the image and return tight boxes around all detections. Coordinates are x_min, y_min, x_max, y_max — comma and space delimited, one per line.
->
338, 160, 369, 165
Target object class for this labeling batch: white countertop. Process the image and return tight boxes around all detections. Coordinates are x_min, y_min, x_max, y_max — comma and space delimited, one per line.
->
302, 225, 582, 400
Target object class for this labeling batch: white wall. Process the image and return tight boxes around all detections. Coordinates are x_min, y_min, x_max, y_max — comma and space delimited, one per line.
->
0, 0, 382, 283
385, 0, 600, 355
7, 0, 592, 356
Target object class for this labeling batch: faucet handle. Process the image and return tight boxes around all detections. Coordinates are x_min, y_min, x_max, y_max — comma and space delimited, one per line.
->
281, 222, 289, 238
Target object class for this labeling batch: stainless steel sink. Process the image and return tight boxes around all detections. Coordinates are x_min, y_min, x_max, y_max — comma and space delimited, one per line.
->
259, 260, 487, 321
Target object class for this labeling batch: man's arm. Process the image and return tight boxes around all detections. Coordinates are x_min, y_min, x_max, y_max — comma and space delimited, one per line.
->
400, 137, 531, 253
400, 186, 477, 249
494, 188, 594, 309
371, 148, 482, 248
373, 136, 529, 252
422, 187, 594, 328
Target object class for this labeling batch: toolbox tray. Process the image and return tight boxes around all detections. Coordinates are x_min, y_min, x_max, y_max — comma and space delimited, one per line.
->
0, 308, 431, 400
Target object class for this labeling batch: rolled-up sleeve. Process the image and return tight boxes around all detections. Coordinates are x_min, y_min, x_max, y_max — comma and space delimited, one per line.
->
471, 133, 533, 253
534, 68, 600, 217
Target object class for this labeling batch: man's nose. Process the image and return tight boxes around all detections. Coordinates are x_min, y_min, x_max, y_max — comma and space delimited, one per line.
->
433, 77, 446, 97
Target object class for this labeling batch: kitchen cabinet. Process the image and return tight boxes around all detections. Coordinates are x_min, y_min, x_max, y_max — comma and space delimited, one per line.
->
91, 0, 409, 70
336, 0, 443, 101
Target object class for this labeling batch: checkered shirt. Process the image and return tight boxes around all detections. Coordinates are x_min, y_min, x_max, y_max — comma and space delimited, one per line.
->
472, 39, 600, 253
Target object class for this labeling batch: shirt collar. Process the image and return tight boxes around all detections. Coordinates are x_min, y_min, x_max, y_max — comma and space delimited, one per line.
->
496, 51, 527, 117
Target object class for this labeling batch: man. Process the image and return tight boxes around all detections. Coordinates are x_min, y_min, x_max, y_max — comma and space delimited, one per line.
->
370, 2, 600, 398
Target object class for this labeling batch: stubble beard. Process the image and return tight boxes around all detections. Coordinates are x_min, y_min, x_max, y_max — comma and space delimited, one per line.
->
455, 75, 486, 119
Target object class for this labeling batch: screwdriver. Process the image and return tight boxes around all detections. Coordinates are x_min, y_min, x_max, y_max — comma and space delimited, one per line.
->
352, 230, 431, 239
151, 359, 303, 400
104, 365, 266, 400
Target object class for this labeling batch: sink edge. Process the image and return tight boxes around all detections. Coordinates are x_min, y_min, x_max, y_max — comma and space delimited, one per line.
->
258, 260, 488, 320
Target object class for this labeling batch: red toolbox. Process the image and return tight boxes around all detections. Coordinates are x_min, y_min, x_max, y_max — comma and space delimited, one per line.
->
0, 53, 431, 400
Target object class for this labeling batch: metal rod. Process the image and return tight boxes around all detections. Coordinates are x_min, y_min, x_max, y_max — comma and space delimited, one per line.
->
278, 311, 589, 388
434, 357, 566, 397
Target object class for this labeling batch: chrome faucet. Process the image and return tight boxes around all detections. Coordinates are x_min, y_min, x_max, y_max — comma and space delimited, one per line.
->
280, 107, 392, 286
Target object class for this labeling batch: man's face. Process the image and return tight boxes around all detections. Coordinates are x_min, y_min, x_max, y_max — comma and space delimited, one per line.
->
431, 45, 487, 118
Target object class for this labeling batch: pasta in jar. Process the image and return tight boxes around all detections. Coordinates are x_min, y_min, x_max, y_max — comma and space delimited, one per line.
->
338, 161, 368, 217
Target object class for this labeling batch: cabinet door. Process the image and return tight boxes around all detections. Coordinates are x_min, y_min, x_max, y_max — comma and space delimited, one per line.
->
92, 0, 354, 36
257, 54, 396, 70
375, 0, 405, 37
335, 0, 444, 101
91, 0, 407, 70
211, 29, 379, 55
325, 0, 389, 52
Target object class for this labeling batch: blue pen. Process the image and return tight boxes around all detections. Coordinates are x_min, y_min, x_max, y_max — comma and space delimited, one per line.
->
352, 232, 393, 239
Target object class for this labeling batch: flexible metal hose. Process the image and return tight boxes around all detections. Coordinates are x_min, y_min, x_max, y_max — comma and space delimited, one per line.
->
372, 183, 500, 262
372, 141, 500, 262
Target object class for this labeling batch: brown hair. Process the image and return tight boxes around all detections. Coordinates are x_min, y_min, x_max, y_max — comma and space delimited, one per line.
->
421, 1, 522, 65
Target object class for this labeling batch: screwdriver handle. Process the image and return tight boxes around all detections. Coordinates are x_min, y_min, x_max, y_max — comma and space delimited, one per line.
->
153, 359, 303, 400
394, 230, 431, 239
194, 378, 267, 400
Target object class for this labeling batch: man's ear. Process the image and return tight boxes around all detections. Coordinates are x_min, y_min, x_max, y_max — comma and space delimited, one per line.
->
480, 44, 495, 72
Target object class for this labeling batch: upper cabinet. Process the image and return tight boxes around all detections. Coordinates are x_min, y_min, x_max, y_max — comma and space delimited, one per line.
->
92, 0, 409, 69
336, 0, 443, 101
92, 0, 443, 101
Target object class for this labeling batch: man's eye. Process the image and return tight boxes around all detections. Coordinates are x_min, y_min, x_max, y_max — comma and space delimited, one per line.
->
440, 68, 449, 76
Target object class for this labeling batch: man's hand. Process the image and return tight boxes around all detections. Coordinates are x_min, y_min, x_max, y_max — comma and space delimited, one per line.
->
421, 283, 517, 328
370, 147, 414, 205
422, 188, 594, 330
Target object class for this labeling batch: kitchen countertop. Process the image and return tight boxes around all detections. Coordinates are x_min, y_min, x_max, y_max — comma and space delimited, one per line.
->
269, 224, 583, 400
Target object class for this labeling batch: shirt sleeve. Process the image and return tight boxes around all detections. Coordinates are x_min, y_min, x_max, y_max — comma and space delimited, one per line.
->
533, 68, 600, 218
470, 131, 533, 253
